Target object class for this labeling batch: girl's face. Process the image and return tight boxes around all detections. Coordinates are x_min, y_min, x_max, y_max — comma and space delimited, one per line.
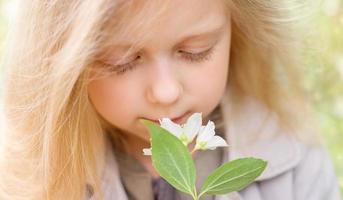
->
88, 0, 231, 142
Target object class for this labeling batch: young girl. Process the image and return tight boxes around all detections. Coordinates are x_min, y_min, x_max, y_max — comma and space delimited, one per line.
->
0, 0, 341, 200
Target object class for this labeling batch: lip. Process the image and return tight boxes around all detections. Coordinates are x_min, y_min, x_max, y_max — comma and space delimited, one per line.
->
145, 111, 190, 125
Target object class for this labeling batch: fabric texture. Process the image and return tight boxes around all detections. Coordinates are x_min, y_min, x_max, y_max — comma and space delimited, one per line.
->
152, 178, 176, 200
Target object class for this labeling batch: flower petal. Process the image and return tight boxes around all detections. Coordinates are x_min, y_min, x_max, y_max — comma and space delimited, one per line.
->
196, 120, 215, 143
159, 118, 183, 137
205, 135, 228, 150
183, 112, 202, 143
142, 148, 152, 156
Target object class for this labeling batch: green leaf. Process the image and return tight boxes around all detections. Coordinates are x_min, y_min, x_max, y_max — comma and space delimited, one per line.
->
141, 120, 196, 195
199, 158, 267, 196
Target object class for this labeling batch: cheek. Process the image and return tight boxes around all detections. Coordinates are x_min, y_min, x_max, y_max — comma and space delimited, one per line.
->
194, 45, 229, 93
195, 62, 228, 103
87, 79, 137, 127
189, 44, 230, 115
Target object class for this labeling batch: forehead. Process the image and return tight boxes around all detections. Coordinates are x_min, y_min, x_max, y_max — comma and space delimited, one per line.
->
100, 0, 228, 51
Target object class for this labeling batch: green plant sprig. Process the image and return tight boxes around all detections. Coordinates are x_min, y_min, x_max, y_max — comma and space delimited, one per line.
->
141, 119, 267, 199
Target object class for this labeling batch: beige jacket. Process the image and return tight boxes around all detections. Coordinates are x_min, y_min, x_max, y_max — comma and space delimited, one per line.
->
92, 97, 342, 200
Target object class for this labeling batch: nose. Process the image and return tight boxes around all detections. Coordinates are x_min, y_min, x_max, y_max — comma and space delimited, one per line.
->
146, 64, 183, 105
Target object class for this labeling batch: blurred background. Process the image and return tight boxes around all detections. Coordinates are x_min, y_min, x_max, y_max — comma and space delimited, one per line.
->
0, 0, 342, 194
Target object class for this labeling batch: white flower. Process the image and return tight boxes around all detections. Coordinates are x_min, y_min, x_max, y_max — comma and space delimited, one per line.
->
194, 120, 228, 150
143, 148, 152, 156
141, 112, 228, 155
159, 112, 202, 145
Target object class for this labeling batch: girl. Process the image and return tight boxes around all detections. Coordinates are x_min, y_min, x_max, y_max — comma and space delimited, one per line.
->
0, 0, 341, 200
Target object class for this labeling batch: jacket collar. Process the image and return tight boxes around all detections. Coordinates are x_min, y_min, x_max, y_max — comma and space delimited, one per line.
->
220, 93, 302, 181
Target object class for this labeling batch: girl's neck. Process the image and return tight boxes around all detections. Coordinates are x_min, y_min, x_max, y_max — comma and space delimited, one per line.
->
122, 133, 160, 179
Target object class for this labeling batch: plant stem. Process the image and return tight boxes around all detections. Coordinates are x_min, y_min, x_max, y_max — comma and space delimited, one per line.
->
191, 148, 197, 155
192, 185, 199, 200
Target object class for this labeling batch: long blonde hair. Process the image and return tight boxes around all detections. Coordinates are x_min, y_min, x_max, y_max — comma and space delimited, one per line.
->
0, 0, 315, 199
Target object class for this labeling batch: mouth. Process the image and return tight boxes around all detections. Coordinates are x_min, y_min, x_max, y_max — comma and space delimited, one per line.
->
144, 111, 191, 125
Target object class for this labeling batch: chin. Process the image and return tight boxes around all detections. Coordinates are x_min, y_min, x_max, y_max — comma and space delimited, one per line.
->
125, 127, 151, 143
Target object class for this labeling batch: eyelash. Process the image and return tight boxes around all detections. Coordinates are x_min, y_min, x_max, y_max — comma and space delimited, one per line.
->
107, 48, 214, 75
179, 48, 214, 63
114, 57, 140, 75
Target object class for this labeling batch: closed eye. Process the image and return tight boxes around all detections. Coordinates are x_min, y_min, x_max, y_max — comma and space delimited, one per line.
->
102, 55, 141, 75
100, 47, 214, 76
178, 47, 214, 63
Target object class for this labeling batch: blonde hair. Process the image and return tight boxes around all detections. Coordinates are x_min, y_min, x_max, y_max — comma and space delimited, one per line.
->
0, 0, 316, 199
